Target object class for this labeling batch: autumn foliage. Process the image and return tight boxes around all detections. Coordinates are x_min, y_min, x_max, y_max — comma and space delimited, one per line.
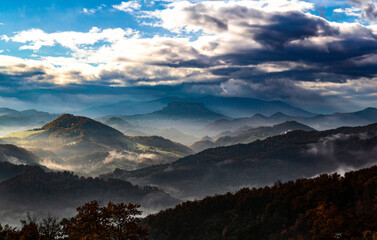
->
0, 201, 148, 240
64, 201, 148, 240
144, 165, 377, 240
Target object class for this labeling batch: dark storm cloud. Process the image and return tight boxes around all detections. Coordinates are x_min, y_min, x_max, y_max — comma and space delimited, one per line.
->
152, 7, 377, 84
210, 26, 377, 82
251, 12, 339, 50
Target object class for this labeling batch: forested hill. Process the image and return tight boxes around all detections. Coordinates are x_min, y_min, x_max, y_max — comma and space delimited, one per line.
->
105, 122, 377, 198
0, 163, 179, 225
145, 165, 377, 240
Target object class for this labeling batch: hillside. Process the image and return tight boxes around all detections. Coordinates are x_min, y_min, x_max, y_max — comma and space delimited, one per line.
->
145, 165, 377, 240
131, 136, 194, 156
1, 114, 194, 175
191, 121, 315, 152
0, 163, 178, 225
40, 114, 130, 150
0, 161, 38, 181
104, 123, 377, 198
0, 144, 39, 166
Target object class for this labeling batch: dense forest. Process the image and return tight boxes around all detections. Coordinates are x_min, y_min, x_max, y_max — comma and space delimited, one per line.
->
144, 165, 377, 240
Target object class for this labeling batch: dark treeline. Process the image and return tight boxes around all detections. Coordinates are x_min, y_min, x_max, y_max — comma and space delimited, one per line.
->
144, 165, 377, 240
0, 201, 148, 240
2, 165, 377, 239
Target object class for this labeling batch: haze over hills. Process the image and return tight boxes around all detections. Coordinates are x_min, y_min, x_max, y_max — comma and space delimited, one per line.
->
122, 102, 226, 121
190, 121, 315, 152
0, 108, 59, 136
0, 144, 40, 166
0, 161, 179, 226
118, 102, 228, 131
86, 96, 314, 118
1, 114, 193, 175
104, 123, 377, 199
102, 116, 200, 145
206, 107, 377, 133
0, 108, 58, 126
103, 116, 134, 130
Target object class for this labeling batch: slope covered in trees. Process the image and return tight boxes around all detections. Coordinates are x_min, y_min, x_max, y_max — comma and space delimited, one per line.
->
145, 165, 377, 240
1, 114, 193, 175
0, 163, 178, 225
105, 123, 377, 198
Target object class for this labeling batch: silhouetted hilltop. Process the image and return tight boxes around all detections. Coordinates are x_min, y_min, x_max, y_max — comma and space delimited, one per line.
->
123, 102, 227, 122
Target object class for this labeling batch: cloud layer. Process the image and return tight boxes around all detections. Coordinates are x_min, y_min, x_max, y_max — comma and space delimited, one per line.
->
1, 0, 377, 112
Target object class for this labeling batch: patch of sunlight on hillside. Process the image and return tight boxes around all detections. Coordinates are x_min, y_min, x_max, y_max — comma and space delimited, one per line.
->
4, 129, 43, 139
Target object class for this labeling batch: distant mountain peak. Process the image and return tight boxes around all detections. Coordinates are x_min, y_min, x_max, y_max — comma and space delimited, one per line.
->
273, 121, 315, 131
270, 112, 289, 118
153, 101, 226, 119
252, 113, 267, 118
104, 116, 132, 127
166, 101, 205, 109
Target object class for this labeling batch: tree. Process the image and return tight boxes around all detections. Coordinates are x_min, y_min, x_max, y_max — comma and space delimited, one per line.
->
63, 201, 106, 240
63, 201, 148, 240
102, 202, 148, 240
39, 214, 62, 240
19, 213, 40, 240
0, 223, 20, 240
306, 202, 344, 240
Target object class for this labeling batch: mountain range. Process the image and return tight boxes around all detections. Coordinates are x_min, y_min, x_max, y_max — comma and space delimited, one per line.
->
0, 108, 59, 137
85, 96, 314, 118
104, 101, 229, 133
190, 121, 315, 152
104, 122, 377, 199
0, 108, 58, 127
121, 101, 226, 123
206, 107, 377, 133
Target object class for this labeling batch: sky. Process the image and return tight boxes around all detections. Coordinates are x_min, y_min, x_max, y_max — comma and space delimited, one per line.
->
1, 0, 377, 113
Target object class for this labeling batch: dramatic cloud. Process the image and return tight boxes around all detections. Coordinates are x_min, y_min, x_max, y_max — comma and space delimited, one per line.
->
1, 0, 377, 112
